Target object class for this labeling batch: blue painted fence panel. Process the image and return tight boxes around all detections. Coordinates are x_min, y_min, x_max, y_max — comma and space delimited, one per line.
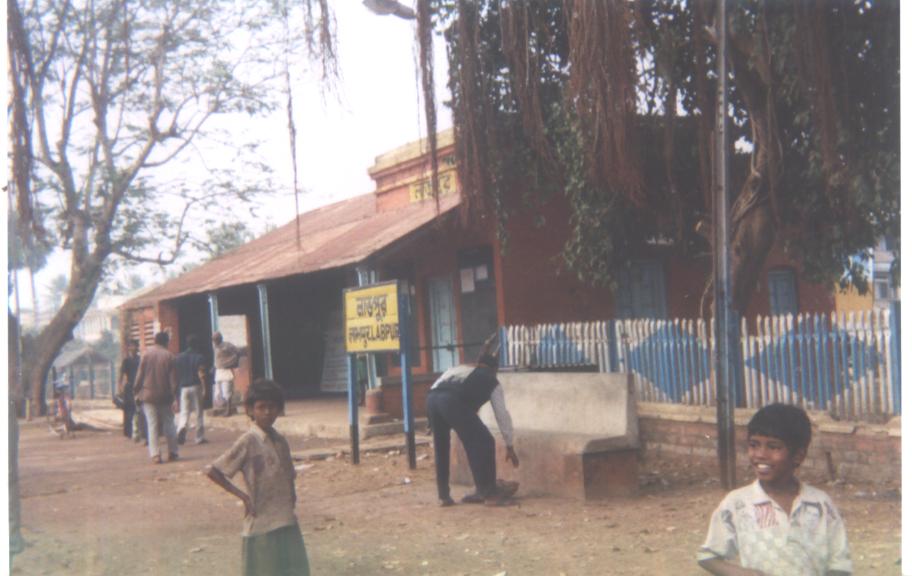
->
500, 308, 899, 420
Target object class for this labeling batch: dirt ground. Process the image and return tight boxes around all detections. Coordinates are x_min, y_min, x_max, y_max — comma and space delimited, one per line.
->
12, 418, 901, 576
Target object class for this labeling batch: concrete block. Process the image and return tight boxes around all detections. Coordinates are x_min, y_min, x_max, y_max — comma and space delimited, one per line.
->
449, 372, 639, 500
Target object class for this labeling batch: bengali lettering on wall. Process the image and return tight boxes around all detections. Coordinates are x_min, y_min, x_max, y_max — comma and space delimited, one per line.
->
409, 167, 458, 203
344, 281, 400, 353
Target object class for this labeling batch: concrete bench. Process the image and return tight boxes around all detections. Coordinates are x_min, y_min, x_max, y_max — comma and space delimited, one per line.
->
450, 372, 639, 499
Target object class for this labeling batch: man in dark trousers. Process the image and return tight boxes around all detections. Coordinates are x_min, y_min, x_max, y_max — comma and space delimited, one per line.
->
117, 339, 141, 440
426, 336, 519, 507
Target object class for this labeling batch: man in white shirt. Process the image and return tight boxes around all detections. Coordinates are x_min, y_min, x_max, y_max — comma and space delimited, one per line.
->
426, 339, 518, 507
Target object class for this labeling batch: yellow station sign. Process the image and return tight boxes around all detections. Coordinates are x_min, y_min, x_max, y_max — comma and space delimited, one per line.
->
344, 282, 400, 353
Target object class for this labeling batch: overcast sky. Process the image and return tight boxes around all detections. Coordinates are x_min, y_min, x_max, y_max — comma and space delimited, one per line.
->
15, 2, 452, 311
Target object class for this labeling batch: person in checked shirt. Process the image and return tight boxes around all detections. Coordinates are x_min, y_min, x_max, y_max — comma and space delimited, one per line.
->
206, 379, 310, 576
697, 403, 852, 576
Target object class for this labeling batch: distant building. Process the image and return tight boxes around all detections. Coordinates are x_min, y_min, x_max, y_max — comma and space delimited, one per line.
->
872, 236, 899, 309
73, 294, 127, 342
17, 307, 57, 333
833, 236, 899, 312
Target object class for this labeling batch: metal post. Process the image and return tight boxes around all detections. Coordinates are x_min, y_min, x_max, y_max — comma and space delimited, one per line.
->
257, 284, 274, 380
111, 361, 116, 399
347, 354, 360, 464
713, 0, 738, 490
89, 362, 95, 399
208, 293, 220, 335
69, 366, 76, 399
889, 300, 901, 415
399, 290, 417, 470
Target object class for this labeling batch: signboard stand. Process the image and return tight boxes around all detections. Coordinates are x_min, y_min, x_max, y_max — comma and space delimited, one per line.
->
346, 354, 360, 464
344, 280, 418, 468
398, 292, 417, 470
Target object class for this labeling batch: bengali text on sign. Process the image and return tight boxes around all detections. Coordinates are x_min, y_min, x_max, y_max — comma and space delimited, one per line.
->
344, 282, 401, 353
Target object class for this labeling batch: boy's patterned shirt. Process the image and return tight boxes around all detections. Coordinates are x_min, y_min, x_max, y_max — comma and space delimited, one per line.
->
212, 424, 297, 536
697, 480, 852, 575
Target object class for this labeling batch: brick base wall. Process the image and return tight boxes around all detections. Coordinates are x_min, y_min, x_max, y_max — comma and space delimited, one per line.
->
638, 403, 901, 485
378, 374, 437, 419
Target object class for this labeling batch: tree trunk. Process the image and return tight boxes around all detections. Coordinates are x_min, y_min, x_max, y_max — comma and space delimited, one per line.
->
730, 186, 775, 314
28, 266, 39, 327
28, 257, 105, 417
8, 312, 24, 555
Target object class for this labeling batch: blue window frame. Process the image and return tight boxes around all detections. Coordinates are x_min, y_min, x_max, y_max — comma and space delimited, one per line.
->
768, 268, 798, 316
615, 260, 667, 319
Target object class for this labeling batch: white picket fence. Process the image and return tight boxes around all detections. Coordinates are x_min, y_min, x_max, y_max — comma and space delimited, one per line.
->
500, 307, 901, 420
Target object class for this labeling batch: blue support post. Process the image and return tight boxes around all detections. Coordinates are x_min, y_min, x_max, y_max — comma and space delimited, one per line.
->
89, 362, 95, 400
347, 354, 360, 464
889, 301, 901, 415
111, 361, 116, 399
499, 326, 509, 368
257, 284, 274, 380
69, 366, 76, 399
399, 290, 417, 470
208, 293, 220, 335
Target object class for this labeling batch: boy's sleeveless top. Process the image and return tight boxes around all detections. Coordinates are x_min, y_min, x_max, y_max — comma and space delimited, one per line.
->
431, 365, 499, 412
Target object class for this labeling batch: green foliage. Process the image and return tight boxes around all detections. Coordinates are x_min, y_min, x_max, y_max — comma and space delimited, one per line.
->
436, 0, 899, 293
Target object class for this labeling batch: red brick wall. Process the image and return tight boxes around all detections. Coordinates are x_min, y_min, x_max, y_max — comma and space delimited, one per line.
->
497, 197, 616, 325
638, 403, 900, 484
378, 375, 436, 419
495, 197, 835, 323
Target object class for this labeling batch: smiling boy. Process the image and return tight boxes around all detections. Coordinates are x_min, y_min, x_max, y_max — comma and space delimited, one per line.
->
697, 403, 852, 576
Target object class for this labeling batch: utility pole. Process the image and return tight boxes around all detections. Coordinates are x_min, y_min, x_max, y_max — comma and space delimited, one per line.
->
713, 0, 738, 490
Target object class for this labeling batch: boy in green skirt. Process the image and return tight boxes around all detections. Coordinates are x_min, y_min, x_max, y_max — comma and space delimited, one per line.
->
207, 379, 310, 575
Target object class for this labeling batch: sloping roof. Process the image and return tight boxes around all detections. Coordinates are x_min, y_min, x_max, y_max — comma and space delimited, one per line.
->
125, 192, 461, 309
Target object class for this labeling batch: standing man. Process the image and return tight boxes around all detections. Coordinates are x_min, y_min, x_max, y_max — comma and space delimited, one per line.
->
426, 335, 519, 507
176, 334, 207, 445
134, 331, 179, 464
117, 339, 140, 440
212, 331, 240, 417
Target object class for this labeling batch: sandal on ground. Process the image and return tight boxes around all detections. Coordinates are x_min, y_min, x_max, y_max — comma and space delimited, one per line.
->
485, 495, 514, 507
151, 455, 162, 464
169, 453, 179, 462
439, 497, 455, 507
460, 493, 486, 504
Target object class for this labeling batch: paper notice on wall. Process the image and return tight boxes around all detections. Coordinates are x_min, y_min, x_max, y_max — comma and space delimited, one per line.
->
475, 265, 488, 281
460, 268, 475, 293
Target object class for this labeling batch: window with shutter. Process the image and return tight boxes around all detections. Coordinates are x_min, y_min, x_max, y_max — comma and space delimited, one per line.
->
615, 260, 667, 319
768, 268, 798, 316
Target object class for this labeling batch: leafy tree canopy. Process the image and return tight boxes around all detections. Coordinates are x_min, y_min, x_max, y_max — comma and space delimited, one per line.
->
425, 0, 899, 312
8, 0, 338, 413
